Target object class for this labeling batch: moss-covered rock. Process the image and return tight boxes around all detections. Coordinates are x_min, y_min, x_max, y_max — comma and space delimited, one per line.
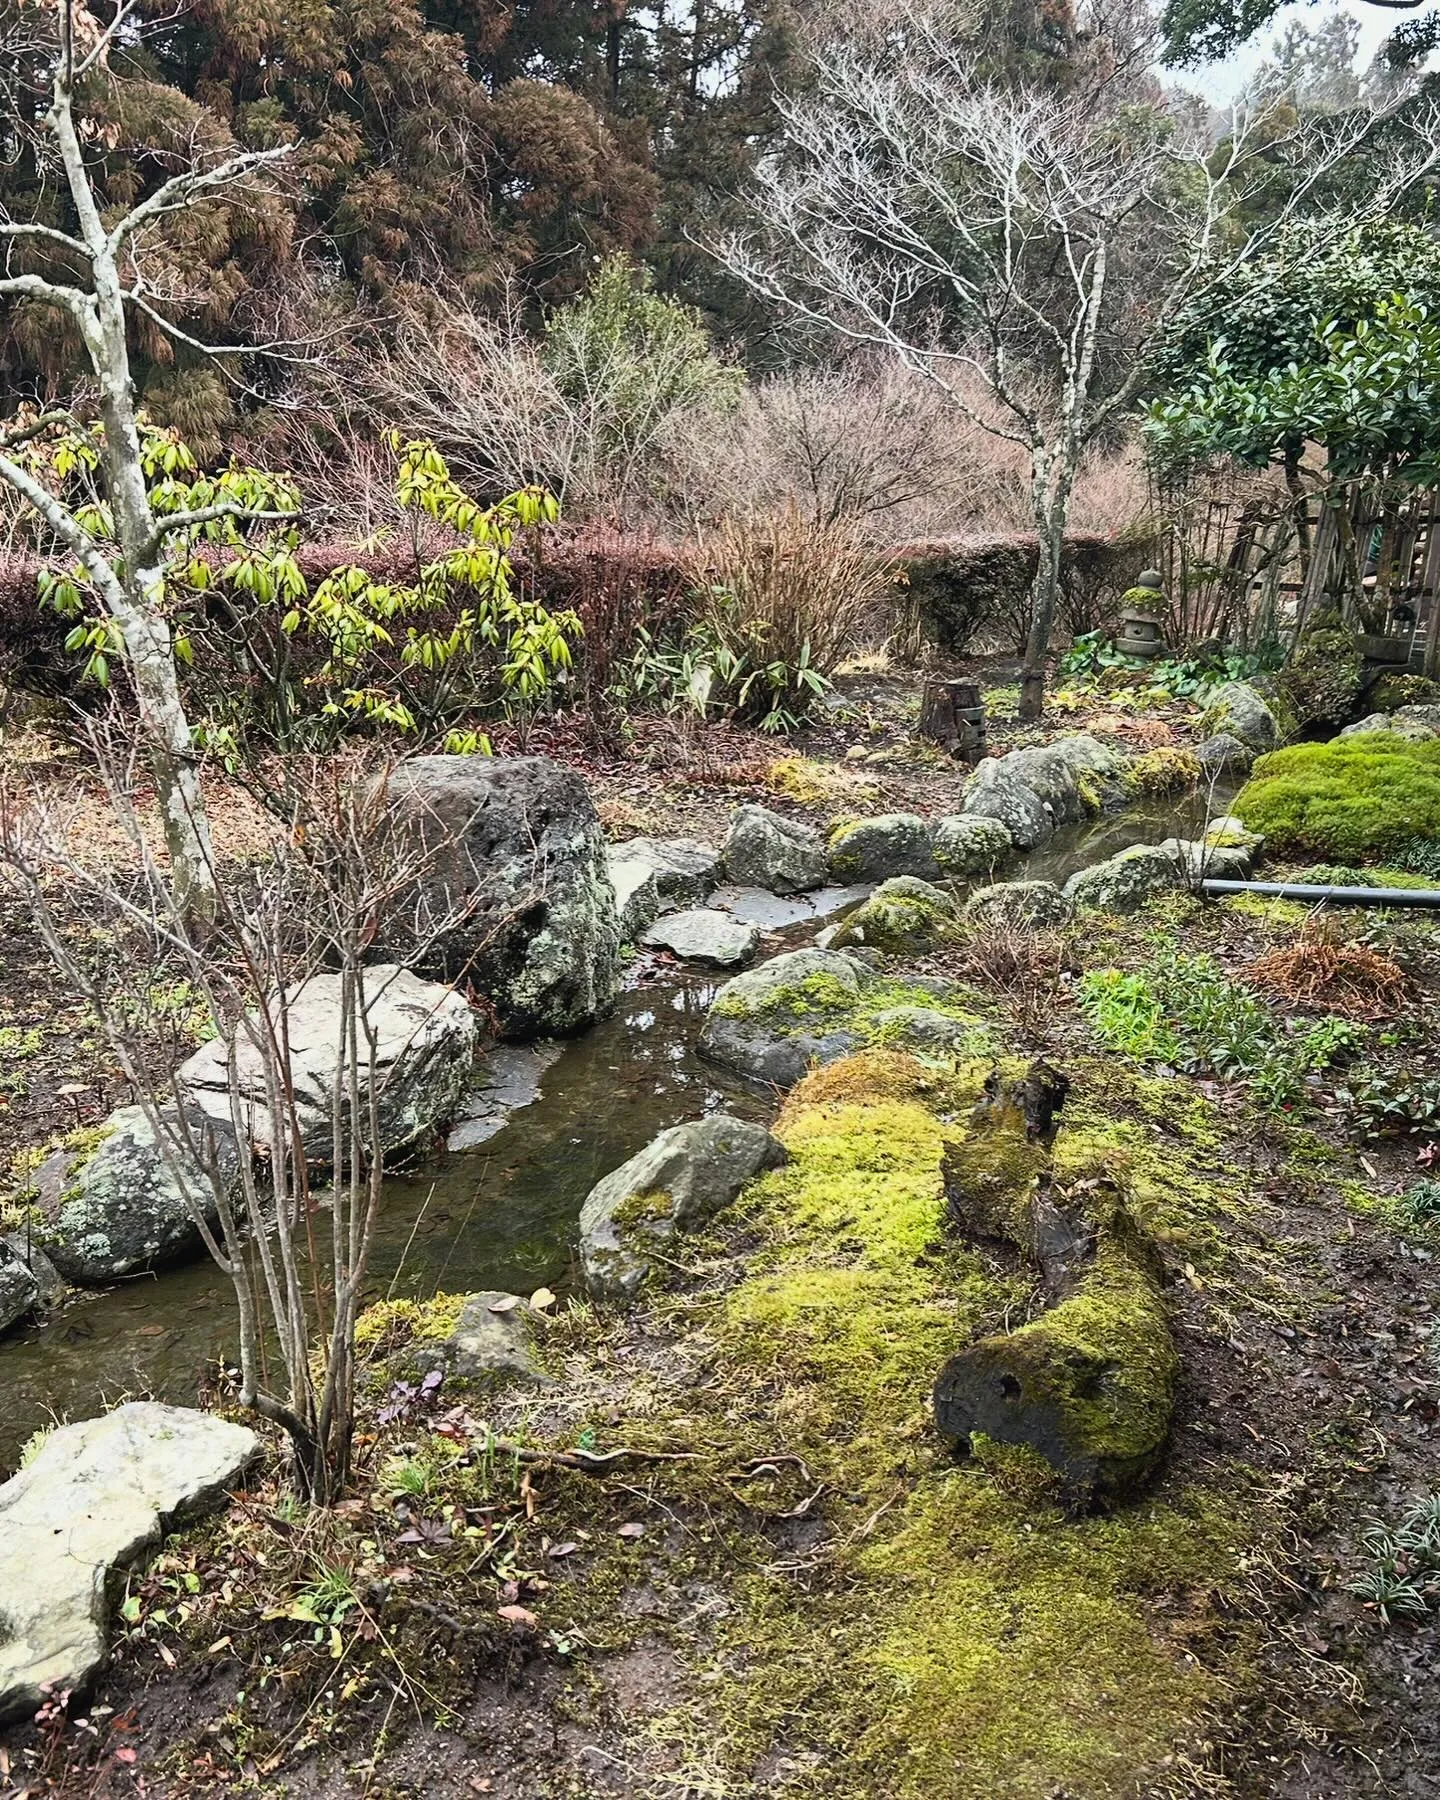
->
932, 812, 1012, 878
830, 877, 959, 954
827, 813, 939, 882
1234, 734, 1440, 861
28, 1107, 238, 1287
963, 879, 1071, 930
1274, 626, 1364, 734
1201, 681, 1279, 751
1063, 845, 1182, 915
1123, 745, 1202, 795
722, 805, 827, 894
579, 1115, 787, 1303
699, 948, 989, 1088
934, 1065, 1178, 1507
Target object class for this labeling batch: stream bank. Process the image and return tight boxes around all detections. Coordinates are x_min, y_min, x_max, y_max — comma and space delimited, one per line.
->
0, 794, 1219, 1474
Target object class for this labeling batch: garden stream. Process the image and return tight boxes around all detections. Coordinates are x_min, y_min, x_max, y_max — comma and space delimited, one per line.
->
0, 794, 1219, 1472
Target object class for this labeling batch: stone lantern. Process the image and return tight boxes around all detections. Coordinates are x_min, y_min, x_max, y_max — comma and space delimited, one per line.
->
1115, 569, 1168, 660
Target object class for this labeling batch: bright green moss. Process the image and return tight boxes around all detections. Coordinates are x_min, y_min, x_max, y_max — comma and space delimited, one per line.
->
355, 1290, 467, 1347
610, 1186, 672, 1231
1234, 735, 1440, 860
588, 1052, 1268, 1796
1291, 863, 1438, 891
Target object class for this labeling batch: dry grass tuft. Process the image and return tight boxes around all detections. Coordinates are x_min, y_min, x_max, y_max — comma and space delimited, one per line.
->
1245, 931, 1413, 1021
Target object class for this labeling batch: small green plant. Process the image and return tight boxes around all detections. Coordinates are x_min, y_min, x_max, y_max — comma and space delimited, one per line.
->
1336, 1068, 1440, 1140
1079, 953, 1359, 1111
1394, 1179, 1440, 1226
1351, 1495, 1440, 1623
1394, 836, 1440, 880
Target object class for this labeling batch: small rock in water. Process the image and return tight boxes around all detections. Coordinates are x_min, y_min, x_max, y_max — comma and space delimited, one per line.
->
179, 964, 478, 1165
580, 1116, 787, 1303
642, 907, 760, 968
0, 1240, 39, 1332
27, 1103, 239, 1287
722, 806, 827, 895
963, 880, 1072, 930
0, 1402, 257, 1724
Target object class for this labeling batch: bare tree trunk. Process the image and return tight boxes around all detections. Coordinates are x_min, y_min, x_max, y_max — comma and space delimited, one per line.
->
1019, 461, 1072, 722
49, 26, 218, 927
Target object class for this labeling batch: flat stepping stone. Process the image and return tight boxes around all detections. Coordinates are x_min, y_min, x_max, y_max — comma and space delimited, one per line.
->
642, 907, 760, 968
0, 1403, 257, 1724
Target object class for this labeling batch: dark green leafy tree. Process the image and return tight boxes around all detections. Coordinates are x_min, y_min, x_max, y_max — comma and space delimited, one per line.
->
1147, 296, 1440, 486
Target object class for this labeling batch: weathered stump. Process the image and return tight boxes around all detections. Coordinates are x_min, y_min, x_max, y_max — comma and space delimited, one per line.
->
917, 678, 986, 764
933, 1062, 1178, 1509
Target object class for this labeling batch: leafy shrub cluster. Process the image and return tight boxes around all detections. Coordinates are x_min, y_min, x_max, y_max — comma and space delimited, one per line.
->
1078, 952, 1360, 1111
1334, 1068, 1440, 1140
1234, 736, 1440, 862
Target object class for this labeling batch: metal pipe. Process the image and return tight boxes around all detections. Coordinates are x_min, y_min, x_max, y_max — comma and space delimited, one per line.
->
1201, 879, 1440, 908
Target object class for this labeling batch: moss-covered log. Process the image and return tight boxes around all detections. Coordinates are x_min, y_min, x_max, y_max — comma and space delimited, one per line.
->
934, 1064, 1178, 1509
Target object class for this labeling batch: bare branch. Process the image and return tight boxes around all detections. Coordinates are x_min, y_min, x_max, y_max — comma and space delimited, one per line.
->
109, 143, 295, 256
141, 500, 302, 562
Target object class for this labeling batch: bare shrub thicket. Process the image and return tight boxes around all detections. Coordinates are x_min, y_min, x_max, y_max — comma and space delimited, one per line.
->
1, 747, 483, 1502
297, 303, 1147, 549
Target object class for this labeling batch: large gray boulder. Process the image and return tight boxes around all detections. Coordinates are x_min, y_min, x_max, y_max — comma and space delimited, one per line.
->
1063, 845, 1181, 915
1202, 682, 1279, 752
0, 1403, 257, 1724
932, 813, 1012, 879
409, 1292, 549, 1389
29, 1105, 239, 1286
827, 813, 938, 882
580, 1116, 787, 1303
179, 964, 478, 1166
1, 1234, 62, 1312
641, 907, 759, 968
378, 755, 622, 1037
963, 880, 1072, 930
722, 806, 827, 894
0, 1240, 38, 1332
699, 948, 871, 1088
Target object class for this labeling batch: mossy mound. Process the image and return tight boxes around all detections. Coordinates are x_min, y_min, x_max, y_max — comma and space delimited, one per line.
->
629, 1052, 1243, 1797
1234, 734, 1440, 861
1274, 626, 1364, 733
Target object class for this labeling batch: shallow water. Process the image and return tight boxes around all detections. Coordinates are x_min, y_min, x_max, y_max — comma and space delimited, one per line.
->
0, 790, 1225, 1472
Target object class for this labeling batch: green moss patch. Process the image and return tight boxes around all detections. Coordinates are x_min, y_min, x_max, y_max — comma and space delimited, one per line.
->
624, 1055, 1253, 1796
1234, 735, 1440, 861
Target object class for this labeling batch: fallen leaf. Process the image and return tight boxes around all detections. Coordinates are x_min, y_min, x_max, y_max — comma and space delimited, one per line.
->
157, 1642, 176, 1669
497, 1604, 539, 1627
547, 1541, 580, 1559
529, 1287, 557, 1311
487, 1295, 521, 1314
207, 1636, 233, 1655
617, 1522, 646, 1539
114, 1747, 138, 1765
